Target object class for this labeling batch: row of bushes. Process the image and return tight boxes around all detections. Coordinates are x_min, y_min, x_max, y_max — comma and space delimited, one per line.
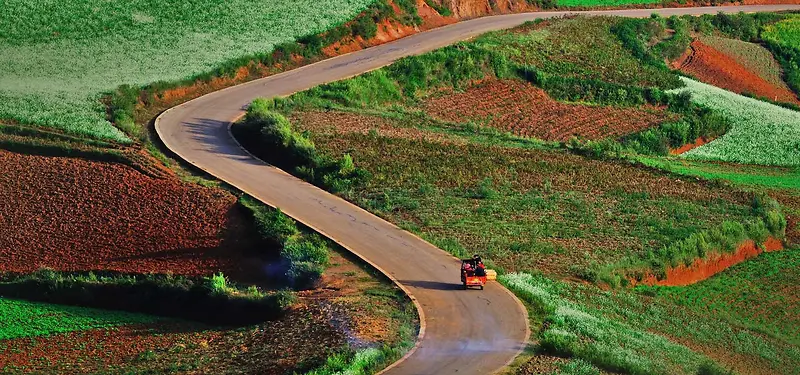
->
0, 270, 295, 325
240, 196, 330, 290
233, 98, 367, 193
588, 194, 787, 287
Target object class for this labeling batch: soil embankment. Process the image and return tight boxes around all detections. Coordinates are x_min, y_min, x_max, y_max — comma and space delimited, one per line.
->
677, 40, 800, 105
635, 237, 784, 286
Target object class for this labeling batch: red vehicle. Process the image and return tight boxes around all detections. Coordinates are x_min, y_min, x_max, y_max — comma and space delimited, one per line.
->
461, 258, 487, 290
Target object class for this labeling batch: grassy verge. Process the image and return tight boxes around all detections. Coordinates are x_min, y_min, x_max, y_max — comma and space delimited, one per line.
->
0, 270, 294, 326
502, 271, 800, 373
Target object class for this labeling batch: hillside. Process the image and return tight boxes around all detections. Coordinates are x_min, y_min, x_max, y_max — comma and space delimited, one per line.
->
233, 13, 800, 374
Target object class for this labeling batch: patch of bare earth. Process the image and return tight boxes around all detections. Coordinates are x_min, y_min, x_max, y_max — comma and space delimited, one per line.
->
677, 40, 800, 105
423, 80, 673, 141
0, 150, 259, 276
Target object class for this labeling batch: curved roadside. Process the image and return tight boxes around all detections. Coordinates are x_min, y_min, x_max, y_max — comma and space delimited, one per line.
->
155, 5, 800, 375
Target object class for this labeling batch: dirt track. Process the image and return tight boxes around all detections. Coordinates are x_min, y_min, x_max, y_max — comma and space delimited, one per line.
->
155, 5, 800, 374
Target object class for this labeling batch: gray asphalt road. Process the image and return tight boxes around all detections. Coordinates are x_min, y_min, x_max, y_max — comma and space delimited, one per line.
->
155, 5, 800, 374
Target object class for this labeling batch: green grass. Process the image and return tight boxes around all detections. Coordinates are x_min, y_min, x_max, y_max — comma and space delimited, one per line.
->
637, 156, 800, 190
762, 16, 800, 50
638, 248, 800, 345
671, 78, 800, 167
503, 272, 800, 373
0, 298, 156, 340
0, 0, 376, 141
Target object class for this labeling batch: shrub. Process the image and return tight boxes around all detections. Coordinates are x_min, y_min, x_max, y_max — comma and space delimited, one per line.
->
352, 15, 378, 39
240, 196, 330, 289
0, 270, 294, 325
234, 101, 367, 193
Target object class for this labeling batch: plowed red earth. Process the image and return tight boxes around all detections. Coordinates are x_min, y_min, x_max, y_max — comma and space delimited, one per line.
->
679, 40, 800, 105
424, 80, 672, 141
0, 150, 251, 275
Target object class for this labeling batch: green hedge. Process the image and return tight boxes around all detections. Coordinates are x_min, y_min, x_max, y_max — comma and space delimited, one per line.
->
0, 271, 294, 325
233, 98, 367, 193
240, 196, 330, 290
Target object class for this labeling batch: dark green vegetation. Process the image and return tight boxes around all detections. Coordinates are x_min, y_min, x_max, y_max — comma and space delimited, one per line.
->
235, 14, 800, 374
233, 102, 367, 194
0, 270, 294, 326
240, 195, 334, 289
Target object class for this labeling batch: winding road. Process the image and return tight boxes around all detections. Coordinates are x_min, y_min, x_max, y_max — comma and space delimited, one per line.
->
155, 5, 800, 374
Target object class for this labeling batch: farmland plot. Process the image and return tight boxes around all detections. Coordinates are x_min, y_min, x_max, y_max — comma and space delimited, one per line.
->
673, 78, 800, 167
423, 80, 672, 141
0, 0, 374, 141
700, 36, 792, 91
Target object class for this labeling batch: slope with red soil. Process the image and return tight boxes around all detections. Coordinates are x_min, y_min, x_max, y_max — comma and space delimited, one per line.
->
634, 237, 784, 286
424, 80, 673, 141
0, 150, 255, 276
678, 40, 800, 105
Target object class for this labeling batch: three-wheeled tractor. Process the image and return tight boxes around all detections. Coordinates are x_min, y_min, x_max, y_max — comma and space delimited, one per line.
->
460, 258, 487, 290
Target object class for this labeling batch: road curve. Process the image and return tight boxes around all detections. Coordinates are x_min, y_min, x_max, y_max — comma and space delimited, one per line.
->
155, 5, 800, 374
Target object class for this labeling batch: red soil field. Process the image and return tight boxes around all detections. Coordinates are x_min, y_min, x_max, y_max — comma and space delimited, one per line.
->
0, 150, 253, 275
424, 80, 672, 141
634, 237, 784, 287
678, 40, 800, 105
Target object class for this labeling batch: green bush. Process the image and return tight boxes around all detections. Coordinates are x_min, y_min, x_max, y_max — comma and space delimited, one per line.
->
240, 196, 330, 289
352, 14, 378, 39
0, 270, 294, 325
234, 99, 367, 193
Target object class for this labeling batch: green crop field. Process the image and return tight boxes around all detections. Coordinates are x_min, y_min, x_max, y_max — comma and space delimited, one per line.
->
763, 16, 800, 49
637, 157, 800, 190
0, 0, 374, 142
673, 78, 800, 167
0, 298, 155, 340
640, 248, 800, 345
503, 271, 800, 373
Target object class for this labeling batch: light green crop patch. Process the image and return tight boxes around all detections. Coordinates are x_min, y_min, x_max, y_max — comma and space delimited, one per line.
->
0, 0, 375, 141
0, 298, 156, 340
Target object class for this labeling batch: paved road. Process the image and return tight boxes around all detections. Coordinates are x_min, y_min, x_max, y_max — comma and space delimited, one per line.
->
155, 5, 800, 374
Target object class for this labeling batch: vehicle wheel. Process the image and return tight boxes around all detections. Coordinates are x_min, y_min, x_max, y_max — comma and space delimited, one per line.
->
480, 285, 484, 290
463, 283, 468, 290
